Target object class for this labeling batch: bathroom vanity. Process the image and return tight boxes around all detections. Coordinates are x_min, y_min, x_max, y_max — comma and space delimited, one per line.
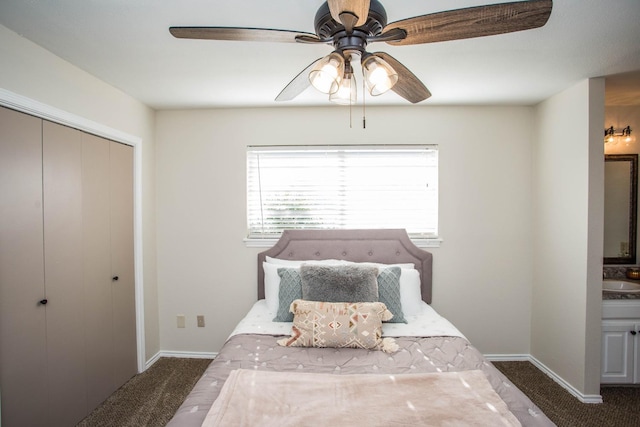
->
601, 285, 640, 384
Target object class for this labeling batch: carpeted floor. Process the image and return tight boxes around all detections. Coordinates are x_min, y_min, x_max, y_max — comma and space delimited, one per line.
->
77, 358, 640, 426
76, 358, 212, 427
493, 361, 640, 427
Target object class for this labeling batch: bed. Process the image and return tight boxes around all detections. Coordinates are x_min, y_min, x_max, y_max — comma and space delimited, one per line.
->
167, 229, 554, 426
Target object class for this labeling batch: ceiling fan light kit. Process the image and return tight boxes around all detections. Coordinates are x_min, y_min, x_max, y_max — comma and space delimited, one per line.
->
361, 53, 398, 96
170, 0, 553, 106
330, 62, 357, 105
309, 51, 346, 94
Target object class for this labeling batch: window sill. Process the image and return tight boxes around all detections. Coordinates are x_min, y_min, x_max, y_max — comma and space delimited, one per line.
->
244, 237, 442, 249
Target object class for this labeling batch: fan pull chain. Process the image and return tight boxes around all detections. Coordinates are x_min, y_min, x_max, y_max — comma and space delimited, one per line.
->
362, 76, 366, 129
349, 85, 353, 128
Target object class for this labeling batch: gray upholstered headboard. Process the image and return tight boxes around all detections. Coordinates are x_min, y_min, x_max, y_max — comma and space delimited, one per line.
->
257, 229, 433, 303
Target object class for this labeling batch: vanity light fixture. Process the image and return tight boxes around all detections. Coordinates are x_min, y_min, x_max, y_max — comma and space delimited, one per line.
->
604, 125, 635, 145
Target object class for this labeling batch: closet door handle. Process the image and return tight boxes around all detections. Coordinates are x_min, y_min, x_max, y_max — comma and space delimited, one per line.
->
39, 299, 48, 305
112, 276, 119, 281
631, 330, 637, 336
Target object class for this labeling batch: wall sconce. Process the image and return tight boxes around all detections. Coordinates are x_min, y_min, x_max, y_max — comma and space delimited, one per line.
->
604, 125, 635, 145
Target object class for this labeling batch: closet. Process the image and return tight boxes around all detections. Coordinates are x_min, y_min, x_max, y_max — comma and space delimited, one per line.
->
0, 106, 136, 427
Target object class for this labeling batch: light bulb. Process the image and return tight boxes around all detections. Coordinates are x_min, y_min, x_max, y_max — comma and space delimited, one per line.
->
622, 126, 636, 145
309, 52, 345, 95
362, 54, 398, 96
330, 69, 356, 105
604, 126, 618, 145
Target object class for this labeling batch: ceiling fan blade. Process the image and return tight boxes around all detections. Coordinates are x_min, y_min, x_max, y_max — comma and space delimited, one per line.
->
169, 27, 320, 43
275, 58, 323, 102
374, 52, 431, 103
383, 0, 552, 46
328, 0, 370, 28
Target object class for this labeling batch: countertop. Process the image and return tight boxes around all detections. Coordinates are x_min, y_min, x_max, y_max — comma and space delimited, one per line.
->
602, 275, 640, 299
603, 291, 640, 300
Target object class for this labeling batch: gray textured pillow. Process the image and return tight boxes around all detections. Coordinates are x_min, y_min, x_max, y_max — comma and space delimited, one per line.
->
273, 268, 302, 322
300, 264, 379, 303
377, 267, 406, 323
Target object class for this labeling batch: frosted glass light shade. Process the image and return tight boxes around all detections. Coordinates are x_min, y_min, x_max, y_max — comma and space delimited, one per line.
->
330, 74, 357, 105
362, 54, 398, 96
309, 52, 345, 94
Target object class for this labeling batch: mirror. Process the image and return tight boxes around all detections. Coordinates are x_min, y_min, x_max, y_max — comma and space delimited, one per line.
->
604, 154, 638, 264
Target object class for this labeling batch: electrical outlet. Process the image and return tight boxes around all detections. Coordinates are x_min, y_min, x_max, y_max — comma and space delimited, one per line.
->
177, 315, 186, 328
197, 315, 205, 327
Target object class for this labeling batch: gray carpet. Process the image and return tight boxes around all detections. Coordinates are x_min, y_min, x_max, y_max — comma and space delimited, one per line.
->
493, 361, 640, 427
76, 358, 212, 427
77, 358, 640, 426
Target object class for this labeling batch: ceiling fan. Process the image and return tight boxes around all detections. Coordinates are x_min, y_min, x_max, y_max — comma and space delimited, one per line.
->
170, 0, 552, 104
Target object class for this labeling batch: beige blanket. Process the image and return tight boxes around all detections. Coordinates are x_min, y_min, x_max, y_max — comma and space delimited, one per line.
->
202, 368, 521, 427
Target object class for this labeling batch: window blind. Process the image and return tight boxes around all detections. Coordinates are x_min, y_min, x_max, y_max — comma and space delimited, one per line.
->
247, 145, 438, 239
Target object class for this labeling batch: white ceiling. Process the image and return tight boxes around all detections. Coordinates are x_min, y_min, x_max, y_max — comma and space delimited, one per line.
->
1, 0, 639, 109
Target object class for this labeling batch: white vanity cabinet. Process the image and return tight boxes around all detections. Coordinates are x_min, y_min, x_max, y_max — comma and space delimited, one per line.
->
601, 300, 640, 384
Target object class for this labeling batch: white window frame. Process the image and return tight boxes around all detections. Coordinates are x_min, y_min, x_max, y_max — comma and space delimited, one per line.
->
245, 145, 441, 248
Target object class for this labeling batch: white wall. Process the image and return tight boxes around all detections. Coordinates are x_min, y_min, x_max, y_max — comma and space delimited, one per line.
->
155, 105, 535, 354
0, 24, 160, 362
531, 79, 604, 397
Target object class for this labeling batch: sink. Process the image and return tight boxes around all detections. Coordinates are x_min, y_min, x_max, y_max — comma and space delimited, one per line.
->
603, 279, 640, 293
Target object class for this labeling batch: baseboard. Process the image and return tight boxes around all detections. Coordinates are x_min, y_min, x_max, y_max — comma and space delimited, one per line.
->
145, 350, 218, 371
484, 353, 603, 404
527, 355, 603, 404
484, 354, 531, 362
144, 352, 162, 371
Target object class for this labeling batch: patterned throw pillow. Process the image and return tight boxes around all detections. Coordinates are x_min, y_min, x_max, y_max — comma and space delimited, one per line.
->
377, 267, 407, 323
273, 268, 302, 322
277, 300, 399, 353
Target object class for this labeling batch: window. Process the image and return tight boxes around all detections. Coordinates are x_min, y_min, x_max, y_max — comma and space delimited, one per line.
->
247, 145, 438, 242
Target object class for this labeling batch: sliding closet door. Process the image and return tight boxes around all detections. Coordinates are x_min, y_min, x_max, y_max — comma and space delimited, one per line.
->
110, 141, 137, 386
0, 107, 48, 426
83, 136, 136, 405
0, 107, 137, 425
42, 121, 88, 426
82, 133, 116, 409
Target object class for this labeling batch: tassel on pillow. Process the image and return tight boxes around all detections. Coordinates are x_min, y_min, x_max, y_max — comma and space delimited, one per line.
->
381, 337, 399, 353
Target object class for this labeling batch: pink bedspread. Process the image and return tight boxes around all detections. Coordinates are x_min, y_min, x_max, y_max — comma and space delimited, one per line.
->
167, 334, 554, 427
202, 369, 521, 426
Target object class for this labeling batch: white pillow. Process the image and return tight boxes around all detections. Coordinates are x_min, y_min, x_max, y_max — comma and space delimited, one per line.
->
264, 258, 424, 317
399, 268, 423, 316
263, 261, 283, 313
